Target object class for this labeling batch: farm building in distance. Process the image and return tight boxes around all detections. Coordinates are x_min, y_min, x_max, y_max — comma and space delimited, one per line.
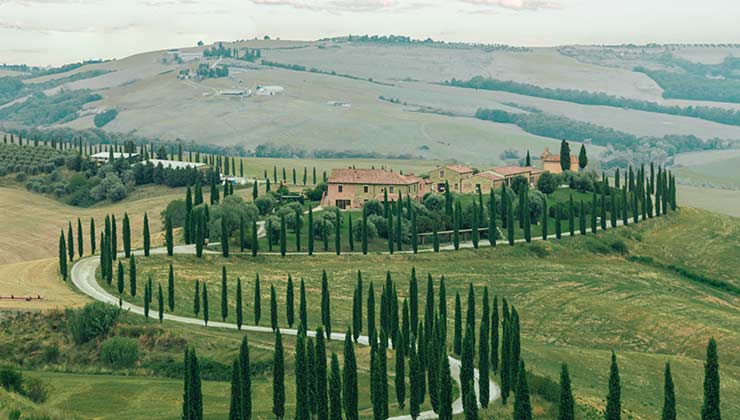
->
90, 152, 139, 165
323, 168, 425, 209
426, 165, 474, 193
144, 159, 206, 170
425, 164, 543, 194
541, 147, 579, 173
256, 85, 284, 96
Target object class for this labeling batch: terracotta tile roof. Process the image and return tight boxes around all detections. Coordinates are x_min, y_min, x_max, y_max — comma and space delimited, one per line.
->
328, 168, 421, 185
489, 165, 540, 177
542, 154, 578, 163
446, 165, 474, 174
474, 171, 504, 181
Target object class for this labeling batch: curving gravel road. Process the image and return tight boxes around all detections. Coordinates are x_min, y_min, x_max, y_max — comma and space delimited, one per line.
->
70, 244, 500, 420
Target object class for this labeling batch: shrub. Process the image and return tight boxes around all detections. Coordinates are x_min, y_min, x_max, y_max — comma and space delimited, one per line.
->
609, 239, 629, 255
161, 199, 186, 228
536, 171, 559, 194
42, 344, 60, 364
363, 199, 385, 216
368, 214, 387, 238
66, 302, 120, 344
100, 337, 139, 369
94, 109, 118, 127
423, 194, 445, 213
254, 196, 276, 216
0, 366, 23, 393
352, 217, 378, 242
22, 376, 51, 403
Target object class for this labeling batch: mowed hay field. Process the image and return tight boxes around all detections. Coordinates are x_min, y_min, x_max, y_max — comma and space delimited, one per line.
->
0, 258, 88, 309
0, 185, 185, 265
105, 209, 740, 420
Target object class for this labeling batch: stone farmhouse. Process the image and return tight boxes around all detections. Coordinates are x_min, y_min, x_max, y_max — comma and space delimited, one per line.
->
426, 165, 474, 193
427, 164, 543, 194
541, 147, 579, 173
323, 168, 425, 209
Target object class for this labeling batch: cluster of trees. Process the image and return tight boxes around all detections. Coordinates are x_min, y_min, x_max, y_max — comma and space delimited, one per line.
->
474, 107, 739, 157
335, 34, 530, 52
93, 109, 118, 127
196, 63, 229, 78
0, 69, 108, 106
449, 75, 740, 126
0, 140, 76, 177
0, 89, 102, 125
254, 142, 420, 160
201, 42, 261, 60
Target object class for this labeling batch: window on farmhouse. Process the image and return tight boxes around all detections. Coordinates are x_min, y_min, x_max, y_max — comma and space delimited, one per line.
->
390, 186, 395, 193
364, 185, 369, 193
338, 185, 343, 193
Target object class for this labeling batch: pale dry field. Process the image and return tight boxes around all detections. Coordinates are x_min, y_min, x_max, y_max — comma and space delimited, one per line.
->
0, 258, 89, 310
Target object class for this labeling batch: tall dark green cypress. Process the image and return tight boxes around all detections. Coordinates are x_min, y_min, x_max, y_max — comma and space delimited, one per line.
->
158, 283, 164, 323
568, 194, 575, 236
454, 292, 463, 355
67, 222, 74, 262
122, 213, 131, 257
111, 215, 117, 260
165, 212, 173, 256
77, 218, 84, 257
472, 199, 479, 248
461, 325, 475, 415
558, 364, 574, 420
143, 212, 150, 256
202, 283, 209, 325
295, 332, 310, 420
129, 255, 137, 297
367, 282, 376, 338
605, 352, 621, 420
251, 220, 258, 257
438, 339, 453, 420
402, 298, 410, 352
329, 353, 342, 420
395, 331, 406, 409
500, 299, 510, 404
221, 266, 228, 321
432, 219, 440, 252
579, 201, 586, 235
286, 274, 294, 328
362, 206, 368, 255
90, 218, 96, 255
315, 327, 329, 420
270, 284, 278, 331
466, 283, 476, 346
273, 329, 285, 419
239, 215, 245, 252
409, 268, 419, 335
182, 348, 203, 420
701, 338, 720, 420
193, 280, 199, 316
295, 207, 302, 252
279, 214, 286, 257
343, 331, 358, 420
491, 295, 499, 373
307, 338, 317, 416
185, 187, 193, 244
662, 362, 676, 420
542, 196, 548, 240
507, 195, 515, 245
58, 231, 68, 281
308, 207, 315, 255
299, 278, 308, 334
144, 277, 150, 318
117, 260, 125, 294
335, 208, 341, 255
236, 278, 243, 330
479, 287, 490, 407
168, 264, 175, 311
513, 360, 532, 420
229, 358, 242, 420
254, 273, 261, 325
523, 189, 531, 242
411, 204, 418, 253
453, 200, 460, 250
321, 270, 331, 339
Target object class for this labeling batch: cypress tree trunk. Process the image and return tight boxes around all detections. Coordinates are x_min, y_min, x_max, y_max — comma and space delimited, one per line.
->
236, 278, 243, 331
558, 364, 574, 420
329, 353, 342, 420
273, 330, 285, 419
701, 338, 720, 420
605, 352, 621, 420
343, 331, 358, 420
286, 275, 294, 328
662, 362, 676, 420
254, 274, 261, 325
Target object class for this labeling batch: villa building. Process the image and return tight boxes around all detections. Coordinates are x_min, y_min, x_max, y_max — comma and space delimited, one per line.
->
541, 147, 579, 173
324, 168, 425, 209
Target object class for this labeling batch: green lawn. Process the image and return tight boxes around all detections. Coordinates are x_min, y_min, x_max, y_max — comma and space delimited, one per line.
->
101, 207, 740, 419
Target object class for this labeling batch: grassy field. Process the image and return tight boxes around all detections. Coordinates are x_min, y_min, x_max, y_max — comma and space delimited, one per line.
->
677, 184, 740, 218
673, 152, 740, 190
97, 208, 739, 420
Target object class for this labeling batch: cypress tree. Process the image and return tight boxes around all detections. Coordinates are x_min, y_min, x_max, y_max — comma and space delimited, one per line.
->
507, 196, 515, 245
321, 270, 332, 338
335, 208, 341, 255
409, 268, 419, 335
578, 144, 588, 169
143, 212, 151, 256
299, 278, 308, 334
252, 179, 258, 199
194, 179, 203, 205
279, 214, 286, 256
239, 216, 245, 252
432, 219, 440, 252
144, 278, 151, 318
221, 266, 228, 321
491, 295, 499, 373
295, 332, 310, 420
117, 260, 125, 294
513, 360, 532, 420
411, 204, 418, 253
315, 327, 329, 420
388, 209, 394, 254
307, 338, 317, 416
182, 348, 203, 420
701, 338, 720, 420
202, 283, 209, 325
295, 207, 302, 252
568, 194, 575, 236
511, 308, 521, 385
556, 206, 563, 239
165, 212, 173, 256
367, 282, 376, 337
560, 140, 572, 171
343, 330, 358, 420
348, 213, 354, 252
424, 274, 435, 339
221, 216, 230, 257
122, 213, 131, 257
605, 352, 621, 420
58, 231, 68, 281
236, 278, 243, 330
158, 283, 164, 323
168, 264, 175, 311
558, 364, 574, 420
523, 189, 531, 242
417, 327, 426, 404
77, 218, 84, 257
472, 199, 479, 248
229, 359, 242, 420
479, 287, 490, 407
270, 285, 278, 331
329, 353, 342, 420
454, 292, 463, 355
193, 280, 200, 316
308, 207, 315, 255
488, 188, 497, 246
379, 330, 389, 418
67, 222, 74, 262
251, 220, 258, 257
185, 187, 193, 244
438, 341, 453, 420
90, 218, 96, 255
408, 335, 421, 419
542, 196, 548, 240
662, 362, 676, 420
453, 200, 460, 250
273, 329, 285, 419
286, 274, 295, 328
426, 318, 440, 413
362, 206, 368, 255
395, 196, 403, 251
395, 331, 406, 409
466, 283, 476, 345
254, 273, 261, 325
500, 299, 510, 404
129, 255, 137, 296
579, 201, 586, 235
461, 325, 475, 415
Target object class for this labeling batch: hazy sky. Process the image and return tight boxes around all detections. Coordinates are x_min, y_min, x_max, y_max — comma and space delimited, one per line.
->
1, 0, 738, 66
